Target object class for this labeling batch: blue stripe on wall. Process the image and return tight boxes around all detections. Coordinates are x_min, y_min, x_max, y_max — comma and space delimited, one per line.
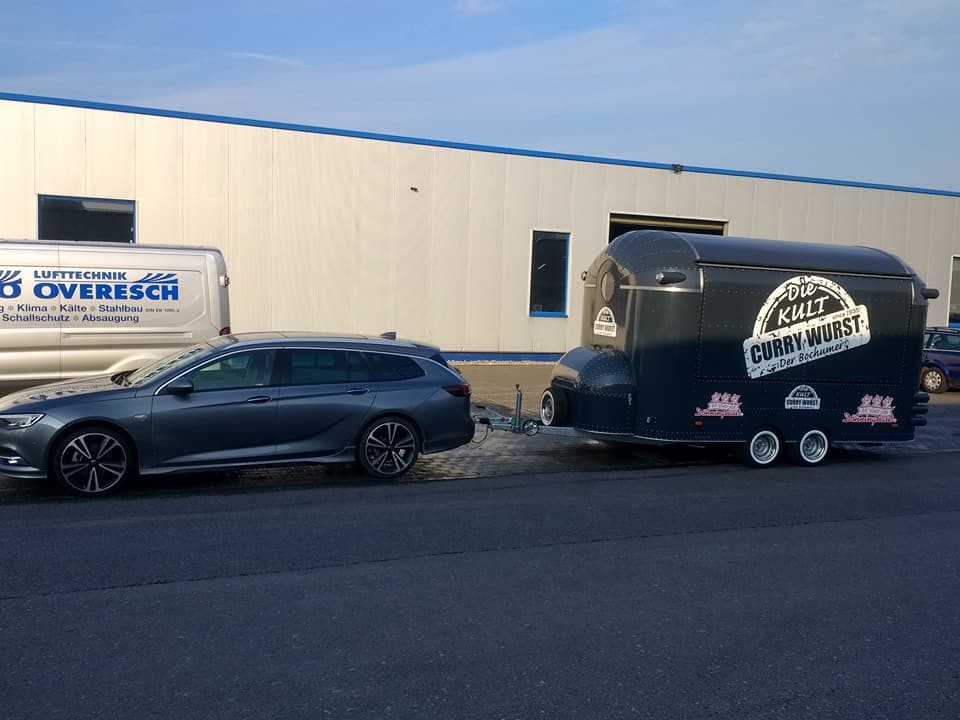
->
2, 91, 958, 199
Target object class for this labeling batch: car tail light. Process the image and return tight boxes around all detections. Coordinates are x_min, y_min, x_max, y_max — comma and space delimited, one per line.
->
442, 383, 471, 397
219, 326, 232, 336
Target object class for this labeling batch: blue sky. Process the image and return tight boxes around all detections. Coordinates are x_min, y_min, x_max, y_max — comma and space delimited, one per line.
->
2, 0, 958, 190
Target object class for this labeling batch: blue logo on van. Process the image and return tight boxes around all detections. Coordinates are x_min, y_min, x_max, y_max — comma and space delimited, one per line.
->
0, 270, 23, 299
31, 270, 179, 301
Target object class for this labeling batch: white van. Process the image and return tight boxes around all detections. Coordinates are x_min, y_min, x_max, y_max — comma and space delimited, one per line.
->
0, 240, 230, 391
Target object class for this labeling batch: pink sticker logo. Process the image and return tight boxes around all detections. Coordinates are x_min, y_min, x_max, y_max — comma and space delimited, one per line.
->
842, 394, 896, 425
696, 392, 743, 418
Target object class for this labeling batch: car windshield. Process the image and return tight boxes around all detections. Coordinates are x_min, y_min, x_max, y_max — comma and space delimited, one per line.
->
126, 342, 218, 386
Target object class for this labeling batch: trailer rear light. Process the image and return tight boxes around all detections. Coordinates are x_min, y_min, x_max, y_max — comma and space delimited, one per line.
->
443, 383, 471, 397
219, 326, 232, 336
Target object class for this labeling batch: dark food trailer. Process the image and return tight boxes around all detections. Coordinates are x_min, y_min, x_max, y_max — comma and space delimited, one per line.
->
538, 230, 938, 466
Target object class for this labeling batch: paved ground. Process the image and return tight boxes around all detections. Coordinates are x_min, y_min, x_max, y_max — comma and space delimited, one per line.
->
3, 451, 960, 719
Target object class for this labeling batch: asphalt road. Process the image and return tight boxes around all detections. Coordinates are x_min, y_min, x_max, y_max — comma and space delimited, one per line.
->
2, 451, 959, 720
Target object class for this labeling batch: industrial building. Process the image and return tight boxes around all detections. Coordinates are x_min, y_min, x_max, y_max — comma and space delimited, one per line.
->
1, 91, 958, 357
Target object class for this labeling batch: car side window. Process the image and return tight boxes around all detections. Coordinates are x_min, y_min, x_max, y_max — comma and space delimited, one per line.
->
368, 352, 425, 381
945, 335, 960, 351
286, 349, 374, 385
183, 350, 276, 392
924, 332, 933, 348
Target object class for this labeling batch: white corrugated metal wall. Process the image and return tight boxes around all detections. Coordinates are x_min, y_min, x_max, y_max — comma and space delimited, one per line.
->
1, 98, 958, 352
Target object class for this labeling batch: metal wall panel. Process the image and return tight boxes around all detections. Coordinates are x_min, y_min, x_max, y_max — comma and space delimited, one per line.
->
394, 143, 433, 341
429, 148, 470, 351
694, 174, 726, 221
315, 134, 358, 334
272, 129, 322, 331
500, 156, 540, 351
752, 179, 783, 238
135, 115, 182, 246
352, 139, 397, 336
0, 102, 36, 238
724, 177, 755, 236
463, 152, 505, 350
226, 124, 273, 330
182, 119, 229, 251
35, 104, 84, 198
832, 186, 862, 245
778, 182, 810, 242
635, 167, 668, 215
569, 162, 606, 349
84, 109, 135, 200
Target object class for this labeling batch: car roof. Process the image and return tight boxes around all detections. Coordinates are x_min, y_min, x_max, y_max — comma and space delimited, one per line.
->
926, 327, 960, 333
215, 332, 444, 357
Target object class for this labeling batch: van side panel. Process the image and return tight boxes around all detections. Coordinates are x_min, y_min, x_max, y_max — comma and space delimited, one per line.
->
0, 244, 61, 383
0, 241, 229, 386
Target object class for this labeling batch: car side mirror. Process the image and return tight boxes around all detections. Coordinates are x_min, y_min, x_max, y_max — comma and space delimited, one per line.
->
166, 377, 194, 395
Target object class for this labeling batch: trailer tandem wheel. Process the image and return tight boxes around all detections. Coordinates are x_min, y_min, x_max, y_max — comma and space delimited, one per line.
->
742, 428, 782, 468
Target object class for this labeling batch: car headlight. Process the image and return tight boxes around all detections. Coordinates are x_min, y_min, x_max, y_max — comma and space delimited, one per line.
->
0, 414, 45, 429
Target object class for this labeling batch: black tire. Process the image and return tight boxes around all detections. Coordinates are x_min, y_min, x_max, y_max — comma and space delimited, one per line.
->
789, 428, 830, 466
741, 428, 781, 468
921, 367, 947, 394
358, 416, 420, 479
51, 426, 135, 496
539, 387, 569, 427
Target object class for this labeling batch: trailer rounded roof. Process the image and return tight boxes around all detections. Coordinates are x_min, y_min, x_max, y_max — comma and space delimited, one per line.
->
606, 230, 914, 277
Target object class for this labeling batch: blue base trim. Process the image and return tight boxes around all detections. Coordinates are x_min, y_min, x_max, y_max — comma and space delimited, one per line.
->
2, 91, 958, 198
443, 352, 562, 362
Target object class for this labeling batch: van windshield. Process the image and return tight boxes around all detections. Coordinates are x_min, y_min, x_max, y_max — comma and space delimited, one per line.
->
126, 342, 217, 386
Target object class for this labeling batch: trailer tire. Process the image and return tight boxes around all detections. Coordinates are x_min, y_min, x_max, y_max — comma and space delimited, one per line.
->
789, 429, 830, 466
539, 387, 568, 427
742, 428, 781, 468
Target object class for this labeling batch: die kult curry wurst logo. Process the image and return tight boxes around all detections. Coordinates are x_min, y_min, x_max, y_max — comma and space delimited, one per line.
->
743, 275, 870, 379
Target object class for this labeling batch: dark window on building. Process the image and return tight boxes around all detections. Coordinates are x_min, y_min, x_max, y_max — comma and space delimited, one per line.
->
608, 213, 726, 243
951, 257, 960, 326
38, 195, 135, 243
529, 230, 569, 316
368, 352, 425, 381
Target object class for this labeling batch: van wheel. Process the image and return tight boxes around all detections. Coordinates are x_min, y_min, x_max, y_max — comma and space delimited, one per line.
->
51, 426, 135, 496
540, 387, 568, 427
742, 428, 781, 468
921, 367, 947, 394
790, 429, 830, 466
358, 416, 420, 479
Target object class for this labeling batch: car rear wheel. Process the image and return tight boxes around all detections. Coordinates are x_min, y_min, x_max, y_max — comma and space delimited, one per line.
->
742, 428, 781, 468
921, 367, 947, 394
539, 387, 568, 427
358, 416, 420, 479
790, 428, 830, 466
51, 426, 135, 496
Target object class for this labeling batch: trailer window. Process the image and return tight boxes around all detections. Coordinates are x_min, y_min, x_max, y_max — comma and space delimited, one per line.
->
38, 195, 135, 243
951, 257, 960, 326
529, 230, 569, 317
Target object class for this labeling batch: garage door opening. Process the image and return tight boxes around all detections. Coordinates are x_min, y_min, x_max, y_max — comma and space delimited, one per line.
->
609, 213, 727, 243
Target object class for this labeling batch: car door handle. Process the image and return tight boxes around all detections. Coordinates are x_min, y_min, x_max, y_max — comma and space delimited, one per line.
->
245, 395, 272, 404
347, 388, 370, 395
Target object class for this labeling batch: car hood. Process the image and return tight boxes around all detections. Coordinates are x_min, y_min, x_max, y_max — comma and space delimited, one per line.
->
0, 375, 137, 411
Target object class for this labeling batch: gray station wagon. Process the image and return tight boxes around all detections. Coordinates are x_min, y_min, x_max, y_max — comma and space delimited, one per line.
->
0, 333, 475, 496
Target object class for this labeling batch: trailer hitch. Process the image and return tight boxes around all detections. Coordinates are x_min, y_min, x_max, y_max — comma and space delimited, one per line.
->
472, 385, 540, 436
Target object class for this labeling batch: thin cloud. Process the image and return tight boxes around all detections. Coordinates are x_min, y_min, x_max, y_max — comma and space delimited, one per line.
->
224, 51, 311, 68
455, 0, 504, 16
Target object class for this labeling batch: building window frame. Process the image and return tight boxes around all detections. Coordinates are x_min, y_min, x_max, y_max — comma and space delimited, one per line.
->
38, 194, 136, 244
528, 229, 570, 318
949, 255, 960, 327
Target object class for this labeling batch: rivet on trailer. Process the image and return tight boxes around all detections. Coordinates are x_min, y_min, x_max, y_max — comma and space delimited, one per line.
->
474, 230, 939, 467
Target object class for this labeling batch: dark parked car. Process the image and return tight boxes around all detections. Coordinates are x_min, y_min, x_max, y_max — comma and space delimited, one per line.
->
921, 327, 960, 393
0, 333, 475, 496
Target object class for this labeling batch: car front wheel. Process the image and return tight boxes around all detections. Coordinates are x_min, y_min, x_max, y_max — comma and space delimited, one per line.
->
51, 426, 135, 496
358, 416, 420, 479
921, 367, 947, 394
